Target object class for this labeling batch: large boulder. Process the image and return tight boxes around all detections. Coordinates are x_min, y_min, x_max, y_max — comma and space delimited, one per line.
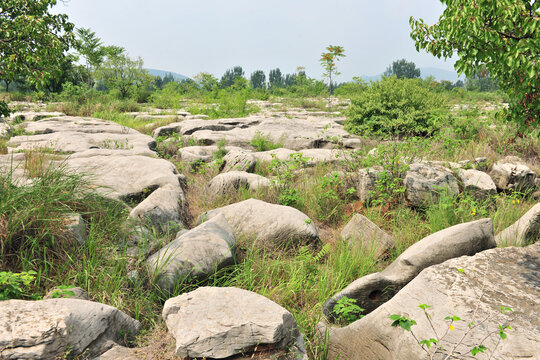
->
323, 243, 540, 360
356, 167, 384, 204
0, 298, 140, 359
457, 168, 497, 197
221, 149, 257, 172
146, 214, 236, 292
162, 287, 303, 359
199, 198, 318, 247
341, 214, 394, 259
404, 163, 459, 207
208, 171, 271, 196
490, 158, 537, 192
496, 203, 540, 246
323, 219, 495, 321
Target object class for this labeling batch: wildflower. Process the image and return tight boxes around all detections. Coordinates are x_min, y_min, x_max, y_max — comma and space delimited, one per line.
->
449, 325, 455, 331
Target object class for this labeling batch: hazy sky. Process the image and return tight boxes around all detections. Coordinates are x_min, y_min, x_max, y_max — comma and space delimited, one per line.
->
53, 0, 457, 81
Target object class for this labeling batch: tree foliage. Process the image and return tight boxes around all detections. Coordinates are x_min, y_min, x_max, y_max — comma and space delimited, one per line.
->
0, 0, 74, 87
320, 45, 345, 94
250, 70, 266, 89
410, 0, 539, 129
220, 66, 244, 88
74, 27, 104, 86
383, 59, 421, 79
269, 68, 284, 89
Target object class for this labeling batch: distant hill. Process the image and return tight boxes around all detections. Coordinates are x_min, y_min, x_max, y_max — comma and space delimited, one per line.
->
360, 67, 464, 83
146, 68, 190, 82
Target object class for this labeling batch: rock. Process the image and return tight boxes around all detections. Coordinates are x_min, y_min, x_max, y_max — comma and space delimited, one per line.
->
457, 168, 497, 197
152, 116, 362, 151
323, 219, 495, 321
252, 148, 346, 166
0, 298, 140, 359
404, 163, 459, 207
490, 159, 537, 192
221, 149, 256, 172
146, 214, 236, 292
10, 111, 65, 122
91, 344, 140, 360
496, 203, 540, 246
177, 145, 248, 164
200, 199, 318, 247
323, 243, 540, 360
43, 286, 89, 300
129, 184, 187, 233
162, 287, 301, 359
8, 116, 156, 157
356, 167, 384, 204
341, 214, 394, 258
64, 213, 87, 245
208, 171, 271, 196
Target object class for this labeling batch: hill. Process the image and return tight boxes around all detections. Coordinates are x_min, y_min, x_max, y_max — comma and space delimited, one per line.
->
146, 68, 190, 82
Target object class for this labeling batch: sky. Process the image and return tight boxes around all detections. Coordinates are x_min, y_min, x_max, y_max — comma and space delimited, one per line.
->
52, 0, 458, 81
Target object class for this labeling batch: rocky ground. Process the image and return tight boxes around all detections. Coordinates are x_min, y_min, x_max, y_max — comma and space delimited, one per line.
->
0, 101, 538, 359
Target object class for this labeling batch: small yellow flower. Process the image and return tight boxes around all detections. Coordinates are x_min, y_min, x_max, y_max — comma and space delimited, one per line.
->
517, 199, 520, 204
449, 325, 455, 331
512, 200, 516, 204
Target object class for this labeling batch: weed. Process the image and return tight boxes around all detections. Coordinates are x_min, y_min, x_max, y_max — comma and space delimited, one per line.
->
250, 131, 283, 152
333, 296, 364, 325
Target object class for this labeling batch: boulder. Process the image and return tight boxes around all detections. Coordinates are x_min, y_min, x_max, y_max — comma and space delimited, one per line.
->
129, 184, 187, 233
341, 214, 395, 259
252, 148, 346, 166
323, 243, 540, 360
496, 203, 540, 246
208, 171, 271, 196
490, 158, 537, 192
356, 167, 384, 204
199, 198, 318, 247
10, 111, 65, 122
0, 298, 140, 359
64, 213, 87, 245
162, 287, 302, 359
323, 219, 495, 321
457, 168, 497, 197
404, 163, 459, 207
146, 214, 236, 292
221, 149, 257, 172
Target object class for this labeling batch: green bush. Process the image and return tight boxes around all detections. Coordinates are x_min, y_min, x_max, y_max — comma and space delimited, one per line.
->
345, 76, 446, 138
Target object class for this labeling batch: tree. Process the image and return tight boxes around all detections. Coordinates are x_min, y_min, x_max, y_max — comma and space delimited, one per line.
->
95, 50, 152, 98
0, 0, 74, 116
320, 45, 345, 95
383, 59, 421, 79
466, 66, 498, 92
268, 68, 283, 89
194, 72, 219, 92
74, 27, 104, 86
410, 1, 539, 129
250, 70, 266, 89
284, 73, 297, 87
220, 66, 244, 88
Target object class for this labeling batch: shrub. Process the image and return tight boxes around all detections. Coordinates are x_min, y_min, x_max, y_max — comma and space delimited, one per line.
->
250, 131, 282, 152
345, 76, 446, 138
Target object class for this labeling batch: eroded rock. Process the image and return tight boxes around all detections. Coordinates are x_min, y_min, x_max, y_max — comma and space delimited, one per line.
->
341, 214, 394, 259
496, 203, 540, 246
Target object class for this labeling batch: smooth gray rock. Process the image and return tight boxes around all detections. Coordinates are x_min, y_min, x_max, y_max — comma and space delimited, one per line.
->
404, 163, 460, 207
200, 199, 318, 247
496, 203, 540, 246
341, 214, 395, 259
490, 159, 537, 192
252, 148, 347, 166
457, 168, 497, 197
221, 149, 256, 172
64, 213, 87, 245
323, 243, 540, 360
208, 171, 271, 196
9, 111, 65, 122
0, 298, 140, 359
356, 167, 384, 204
146, 214, 236, 292
162, 287, 301, 359
129, 183, 187, 233
323, 219, 495, 321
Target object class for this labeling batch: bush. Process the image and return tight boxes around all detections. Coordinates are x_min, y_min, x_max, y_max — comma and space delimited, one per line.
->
345, 76, 445, 138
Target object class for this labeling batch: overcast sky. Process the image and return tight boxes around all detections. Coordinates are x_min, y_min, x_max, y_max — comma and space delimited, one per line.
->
53, 0, 457, 81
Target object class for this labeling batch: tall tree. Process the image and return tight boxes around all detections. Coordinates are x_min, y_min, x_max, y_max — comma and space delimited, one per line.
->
320, 45, 345, 95
220, 66, 244, 88
410, 0, 539, 129
268, 68, 283, 89
194, 72, 219, 92
383, 59, 421, 79
465, 66, 498, 92
0, 0, 74, 116
74, 27, 104, 86
250, 70, 266, 89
